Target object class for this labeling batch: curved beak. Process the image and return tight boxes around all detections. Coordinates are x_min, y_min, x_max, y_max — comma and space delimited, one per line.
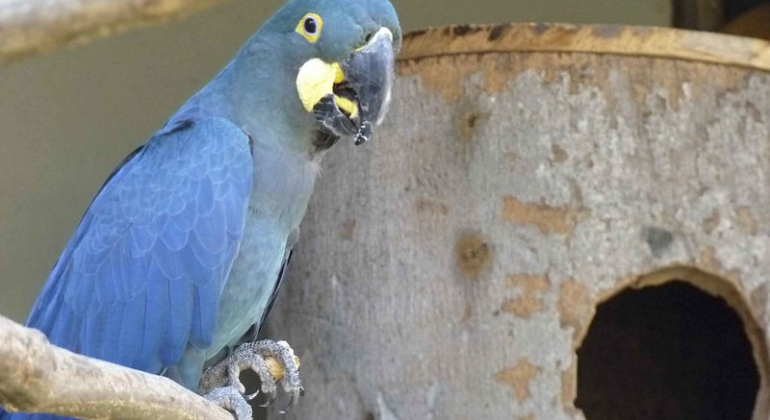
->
339, 27, 396, 143
296, 27, 396, 146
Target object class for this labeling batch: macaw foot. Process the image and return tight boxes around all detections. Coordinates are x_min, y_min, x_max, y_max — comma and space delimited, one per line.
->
204, 385, 254, 420
200, 340, 303, 417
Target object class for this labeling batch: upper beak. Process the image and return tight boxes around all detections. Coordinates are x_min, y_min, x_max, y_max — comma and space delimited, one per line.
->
339, 27, 395, 129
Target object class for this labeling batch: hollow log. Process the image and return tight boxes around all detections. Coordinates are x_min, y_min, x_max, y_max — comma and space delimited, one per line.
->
268, 24, 770, 420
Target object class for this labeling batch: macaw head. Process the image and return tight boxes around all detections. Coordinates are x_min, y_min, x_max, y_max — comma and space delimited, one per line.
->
230, 0, 401, 148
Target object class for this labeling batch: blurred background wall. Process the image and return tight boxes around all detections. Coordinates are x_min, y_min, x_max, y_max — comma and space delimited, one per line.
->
0, 0, 760, 321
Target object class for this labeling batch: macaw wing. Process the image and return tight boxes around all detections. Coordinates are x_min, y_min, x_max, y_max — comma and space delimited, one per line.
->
26, 117, 253, 375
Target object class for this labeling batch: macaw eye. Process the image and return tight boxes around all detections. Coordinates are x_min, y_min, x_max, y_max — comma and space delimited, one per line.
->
304, 17, 318, 35
296, 13, 323, 43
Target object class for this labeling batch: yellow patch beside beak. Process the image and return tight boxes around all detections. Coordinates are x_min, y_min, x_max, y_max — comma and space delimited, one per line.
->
296, 58, 358, 117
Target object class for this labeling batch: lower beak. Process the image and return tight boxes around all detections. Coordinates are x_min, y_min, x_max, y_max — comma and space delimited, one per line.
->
339, 27, 395, 131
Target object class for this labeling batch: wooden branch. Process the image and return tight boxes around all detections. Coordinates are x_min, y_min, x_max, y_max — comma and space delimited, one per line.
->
0, 0, 234, 65
0, 314, 233, 420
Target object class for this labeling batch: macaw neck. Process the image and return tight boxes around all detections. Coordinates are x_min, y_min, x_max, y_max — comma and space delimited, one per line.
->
176, 36, 318, 158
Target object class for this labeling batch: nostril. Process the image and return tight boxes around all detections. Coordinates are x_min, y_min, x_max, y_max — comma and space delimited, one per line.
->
364, 32, 373, 43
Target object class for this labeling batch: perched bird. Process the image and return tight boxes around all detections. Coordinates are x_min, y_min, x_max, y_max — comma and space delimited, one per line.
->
0, 0, 400, 419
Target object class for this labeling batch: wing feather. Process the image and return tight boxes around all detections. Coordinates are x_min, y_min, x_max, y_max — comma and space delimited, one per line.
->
25, 117, 253, 376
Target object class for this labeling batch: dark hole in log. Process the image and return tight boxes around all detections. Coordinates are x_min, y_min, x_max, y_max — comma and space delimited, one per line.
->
576, 280, 759, 420
723, 0, 765, 21
673, 0, 765, 31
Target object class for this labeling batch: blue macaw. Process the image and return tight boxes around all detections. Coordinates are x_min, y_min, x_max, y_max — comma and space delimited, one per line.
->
0, 0, 400, 419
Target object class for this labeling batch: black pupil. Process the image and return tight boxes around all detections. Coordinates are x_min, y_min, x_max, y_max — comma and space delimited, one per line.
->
304, 18, 317, 34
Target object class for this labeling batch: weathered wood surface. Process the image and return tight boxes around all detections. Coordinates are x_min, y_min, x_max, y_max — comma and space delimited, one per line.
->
269, 24, 770, 419
0, 0, 232, 65
0, 314, 232, 420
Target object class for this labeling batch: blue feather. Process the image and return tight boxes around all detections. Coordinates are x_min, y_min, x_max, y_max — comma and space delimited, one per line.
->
118, 294, 146, 367
144, 260, 172, 366
192, 279, 221, 349
165, 279, 194, 364
188, 232, 225, 271
160, 219, 191, 253
16, 118, 252, 384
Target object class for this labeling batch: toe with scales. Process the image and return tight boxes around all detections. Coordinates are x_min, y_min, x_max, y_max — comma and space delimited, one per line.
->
200, 340, 303, 418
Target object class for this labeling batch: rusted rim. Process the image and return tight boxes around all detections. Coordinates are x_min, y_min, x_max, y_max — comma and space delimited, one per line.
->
398, 23, 770, 72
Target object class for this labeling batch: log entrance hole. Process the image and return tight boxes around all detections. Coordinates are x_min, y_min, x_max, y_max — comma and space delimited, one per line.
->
575, 269, 766, 420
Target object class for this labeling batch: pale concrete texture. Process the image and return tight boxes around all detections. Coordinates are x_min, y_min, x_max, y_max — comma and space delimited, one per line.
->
266, 24, 770, 420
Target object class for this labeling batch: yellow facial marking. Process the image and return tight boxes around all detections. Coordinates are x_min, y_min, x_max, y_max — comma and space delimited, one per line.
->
296, 59, 338, 112
296, 59, 357, 117
295, 13, 323, 43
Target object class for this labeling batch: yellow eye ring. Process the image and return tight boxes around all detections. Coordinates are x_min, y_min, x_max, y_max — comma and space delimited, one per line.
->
296, 13, 323, 43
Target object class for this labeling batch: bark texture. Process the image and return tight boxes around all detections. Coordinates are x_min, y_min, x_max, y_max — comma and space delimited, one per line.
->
0, 314, 232, 420
268, 23, 770, 420
0, 0, 232, 65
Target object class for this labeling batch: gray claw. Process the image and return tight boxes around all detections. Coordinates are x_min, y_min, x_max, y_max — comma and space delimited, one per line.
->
258, 381, 277, 408
245, 390, 259, 401
204, 385, 253, 420
280, 387, 303, 413
259, 391, 277, 408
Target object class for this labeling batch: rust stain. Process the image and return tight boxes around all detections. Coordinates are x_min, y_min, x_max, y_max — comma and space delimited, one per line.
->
750, 283, 768, 319
558, 279, 593, 341
456, 234, 491, 280
503, 151, 520, 165
338, 219, 357, 241
502, 274, 550, 318
737, 206, 758, 235
480, 54, 523, 94
398, 23, 759, 109
397, 56, 474, 102
397, 53, 520, 102
697, 246, 742, 280
456, 109, 490, 141
460, 303, 473, 322
551, 144, 569, 163
399, 35, 754, 134
560, 356, 579, 413
495, 359, 540, 402
699, 246, 718, 270
502, 196, 572, 235
415, 198, 449, 216
702, 209, 720, 234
